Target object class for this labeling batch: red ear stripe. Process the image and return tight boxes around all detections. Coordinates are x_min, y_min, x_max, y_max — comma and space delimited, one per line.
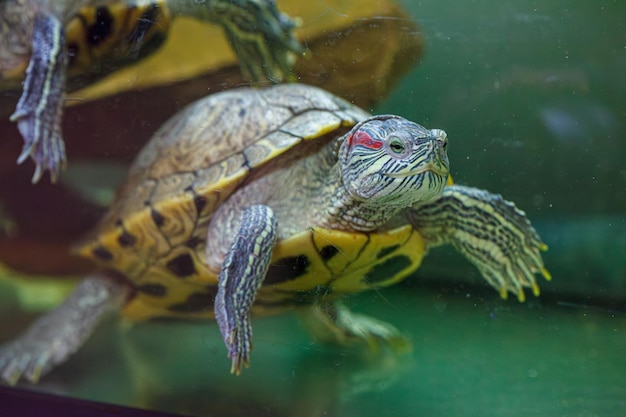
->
348, 130, 383, 150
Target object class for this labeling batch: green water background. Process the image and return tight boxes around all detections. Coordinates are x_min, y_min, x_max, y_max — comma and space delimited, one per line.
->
382, 0, 626, 302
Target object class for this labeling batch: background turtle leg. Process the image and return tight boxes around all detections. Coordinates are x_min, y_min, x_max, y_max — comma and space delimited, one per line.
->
168, 0, 302, 83
10, 13, 67, 183
299, 301, 411, 354
407, 184, 550, 301
214, 205, 277, 375
0, 271, 131, 385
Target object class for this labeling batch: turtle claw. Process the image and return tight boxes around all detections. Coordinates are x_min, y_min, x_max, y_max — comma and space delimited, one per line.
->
531, 281, 541, 297
0, 338, 52, 385
11, 12, 68, 183
0, 317, 75, 385
224, 318, 253, 376
16, 143, 33, 165
0, 274, 130, 385
13, 119, 67, 184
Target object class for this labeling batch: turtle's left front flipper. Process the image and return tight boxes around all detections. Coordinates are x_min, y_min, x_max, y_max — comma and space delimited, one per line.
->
408, 185, 550, 301
214, 205, 277, 375
10, 13, 67, 183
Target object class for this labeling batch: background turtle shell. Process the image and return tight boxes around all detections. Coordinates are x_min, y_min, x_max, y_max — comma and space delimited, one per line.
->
76, 84, 371, 319
0, 0, 423, 278
0, 0, 173, 93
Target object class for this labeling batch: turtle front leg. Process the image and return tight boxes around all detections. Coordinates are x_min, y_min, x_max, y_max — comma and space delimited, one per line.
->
10, 13, 67, 183
214, 205, 277, 375
170, 0, 303, 83
0, 272, 130, 385
407, 185, 551, 301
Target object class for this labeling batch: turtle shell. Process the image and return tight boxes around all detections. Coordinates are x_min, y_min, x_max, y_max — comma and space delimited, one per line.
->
0, 1, 172, 90
76, 84, 426, 320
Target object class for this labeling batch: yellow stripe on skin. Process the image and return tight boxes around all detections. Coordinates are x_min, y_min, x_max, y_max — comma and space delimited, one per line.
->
434, 187, 551, 302
448, 189, 548, 295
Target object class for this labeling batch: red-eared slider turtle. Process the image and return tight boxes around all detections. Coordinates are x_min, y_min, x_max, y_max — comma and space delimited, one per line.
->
0, 83, 549, 385
0, 0, 301, 183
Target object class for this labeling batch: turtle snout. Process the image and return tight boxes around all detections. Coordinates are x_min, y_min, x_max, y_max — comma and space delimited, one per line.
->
426, 129, 450, 175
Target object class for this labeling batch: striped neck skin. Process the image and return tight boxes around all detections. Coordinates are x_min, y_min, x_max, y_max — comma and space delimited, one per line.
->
317, 115, 450, 232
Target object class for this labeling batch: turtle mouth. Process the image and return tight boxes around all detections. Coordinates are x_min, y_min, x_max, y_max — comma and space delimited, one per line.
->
384, 162, 448, 178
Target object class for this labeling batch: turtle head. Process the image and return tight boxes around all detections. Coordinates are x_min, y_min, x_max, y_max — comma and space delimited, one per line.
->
340, 115, 450, 207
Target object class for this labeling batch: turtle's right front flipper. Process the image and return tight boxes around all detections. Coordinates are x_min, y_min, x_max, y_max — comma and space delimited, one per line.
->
214, 205, 277, 375
10, 13, 67, 184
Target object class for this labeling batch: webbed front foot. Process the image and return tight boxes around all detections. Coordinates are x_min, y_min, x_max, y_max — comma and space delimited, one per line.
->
10, 13, 67, 183
409, 185, 550, 301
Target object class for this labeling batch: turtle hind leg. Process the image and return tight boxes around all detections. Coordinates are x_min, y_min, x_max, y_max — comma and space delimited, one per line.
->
10, 12, 67, 184
0, 272, 130, 385
300, 301, 412, 354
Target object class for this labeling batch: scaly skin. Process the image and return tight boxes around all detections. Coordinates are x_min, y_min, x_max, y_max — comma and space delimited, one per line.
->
214, 205, 277, 374
408, 185, 550, 301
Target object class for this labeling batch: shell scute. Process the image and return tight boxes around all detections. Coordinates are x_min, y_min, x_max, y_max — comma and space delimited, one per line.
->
333, 108, 372, 125
125, 206, 171, 259
112, 176, 158, 222
264, 226, 424, 296
123, 265, 215, 321
278, 109, 344, 140
260, 84, 344, 114
243, 134, 302, 168
65, 2, 172, 76
331, 227, 424, 292
311, 229, 370, 275
150, 195, 197, 248
149, 173, 196, 206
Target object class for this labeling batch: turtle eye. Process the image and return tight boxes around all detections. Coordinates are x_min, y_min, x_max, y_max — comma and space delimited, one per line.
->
389, 139, 405, 153
385, 135, 411, 158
